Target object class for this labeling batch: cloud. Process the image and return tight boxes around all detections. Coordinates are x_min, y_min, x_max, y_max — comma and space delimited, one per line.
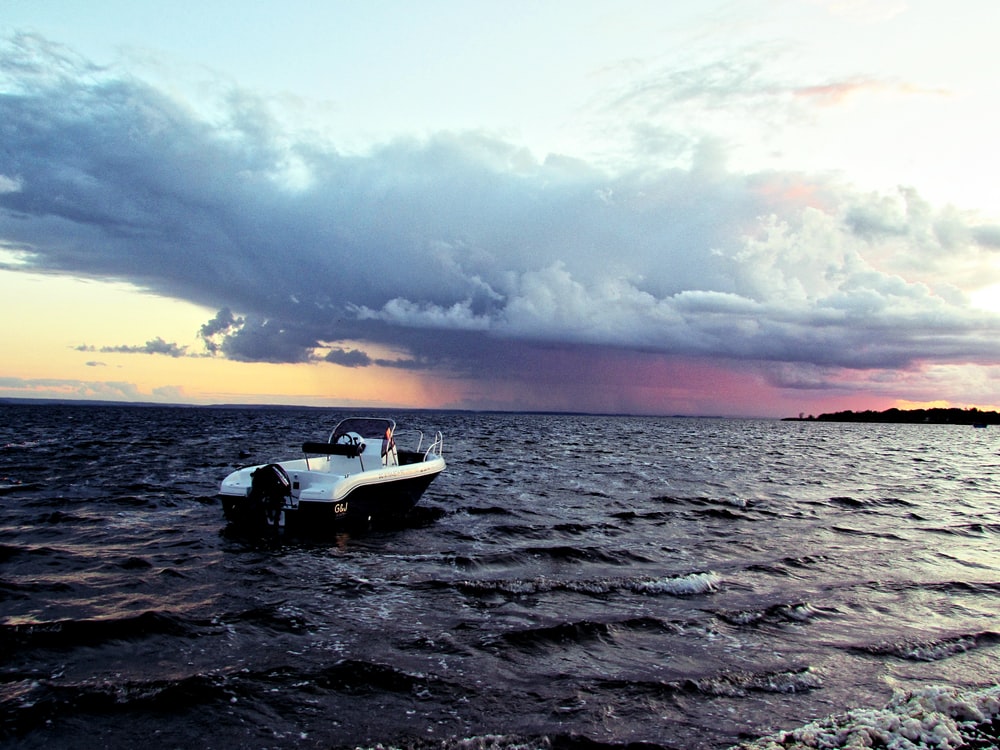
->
0, 174, 21, 194
972, 225, 1000, 249
0, 375, 144, 400
324, 347, 372, 367
2, 34, 1000, 409
213, 317, 318, 364
104, 338, 188, 357
811, 0, 908, 24
791, 79, 949, 107
152, 384, 185, 400
77, 338, 188, 357
199, 307, 244, 354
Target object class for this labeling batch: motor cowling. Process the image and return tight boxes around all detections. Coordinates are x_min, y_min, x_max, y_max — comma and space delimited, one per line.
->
249, 463, 291, 527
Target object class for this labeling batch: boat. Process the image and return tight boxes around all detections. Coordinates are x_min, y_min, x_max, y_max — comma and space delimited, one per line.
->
219, 417, 445, 532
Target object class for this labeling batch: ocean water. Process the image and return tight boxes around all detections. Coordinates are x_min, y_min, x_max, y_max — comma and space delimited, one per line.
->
1, 403, 999, 749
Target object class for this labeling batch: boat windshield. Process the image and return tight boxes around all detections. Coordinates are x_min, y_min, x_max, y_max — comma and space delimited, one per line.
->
330, 418, 395, 442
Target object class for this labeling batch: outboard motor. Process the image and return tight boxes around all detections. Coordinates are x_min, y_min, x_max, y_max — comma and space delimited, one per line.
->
249, 463, 291, 529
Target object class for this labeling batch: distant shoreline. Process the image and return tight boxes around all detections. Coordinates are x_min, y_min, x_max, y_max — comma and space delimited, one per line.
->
784, 407, 998, 425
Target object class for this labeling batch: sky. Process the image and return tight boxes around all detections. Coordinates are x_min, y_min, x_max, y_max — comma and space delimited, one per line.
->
1, 0, 999, 417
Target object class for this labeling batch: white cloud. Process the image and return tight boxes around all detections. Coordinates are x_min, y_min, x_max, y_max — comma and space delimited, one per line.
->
0, 175, 21, 194
354, 298, 492, 331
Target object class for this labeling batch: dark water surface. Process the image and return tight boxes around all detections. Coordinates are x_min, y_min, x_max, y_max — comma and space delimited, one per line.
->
1, 404, 999, 749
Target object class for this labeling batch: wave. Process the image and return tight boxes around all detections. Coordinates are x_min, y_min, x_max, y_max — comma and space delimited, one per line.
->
598, 666, 821, 699
356, 734, 680, 750
830, 525, 905, 540
695, 507, 748, 520
926, 522, 1000, 537
827, 495, 919, 510
746, 555, 829, 577
0, 656, 461, 739
491, 524, 559, 540
0, 671, 234, 738
690, 667, 822, 697
29, 509, 97, 525
1, 440, 44, 450
455, 571, 721, 597
853, 631, 1000, 662
0, 481, 42, 495
867, 579, 1000, 597
716, 601, 826, 627
607, 509, 671, 522
535, 545, 653, 566
493, 616, 681, 652
463, 505, 516, 516
445, 545, 656, 570
496, 620, 614, 650
1, 610, 199, 653
355, 735, 556, 750
219, 602, 312, 634
652, 495, 757, 511
486, 522, 618, 540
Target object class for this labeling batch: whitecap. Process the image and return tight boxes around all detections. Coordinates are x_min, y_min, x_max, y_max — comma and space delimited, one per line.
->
631, 571, 721, 596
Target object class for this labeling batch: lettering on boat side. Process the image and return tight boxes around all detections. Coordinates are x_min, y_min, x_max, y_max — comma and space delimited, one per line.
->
334, 502, 348, 515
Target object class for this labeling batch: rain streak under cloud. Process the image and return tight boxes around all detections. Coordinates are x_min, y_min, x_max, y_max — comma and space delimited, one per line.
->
1, 22, 999, 415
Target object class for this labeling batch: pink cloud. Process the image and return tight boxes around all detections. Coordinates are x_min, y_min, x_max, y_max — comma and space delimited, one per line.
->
792, 79, 950, 106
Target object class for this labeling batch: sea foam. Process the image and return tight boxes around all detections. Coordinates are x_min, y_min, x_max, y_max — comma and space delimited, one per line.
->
734, 684, 1000, 750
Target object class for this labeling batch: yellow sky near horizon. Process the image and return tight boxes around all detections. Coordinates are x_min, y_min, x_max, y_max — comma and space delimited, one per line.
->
0, 268, 460, 406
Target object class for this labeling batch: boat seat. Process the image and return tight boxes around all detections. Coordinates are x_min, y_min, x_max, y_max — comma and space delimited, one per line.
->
302, 433, 390, 471
302, 441, 362, 457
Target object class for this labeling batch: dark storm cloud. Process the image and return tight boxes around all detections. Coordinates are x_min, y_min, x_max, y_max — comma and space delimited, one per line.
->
213, 318, 318, 364
324, 348, 372, 367
199, 307, 244, 354
2, 33, 1000, 383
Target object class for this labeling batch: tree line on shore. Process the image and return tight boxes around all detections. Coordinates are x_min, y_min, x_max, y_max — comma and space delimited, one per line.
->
784, 407, 998, 425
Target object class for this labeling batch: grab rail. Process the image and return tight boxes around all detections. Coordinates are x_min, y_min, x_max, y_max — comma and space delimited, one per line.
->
391, 429, 444, 461
423, 431, 444, 461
